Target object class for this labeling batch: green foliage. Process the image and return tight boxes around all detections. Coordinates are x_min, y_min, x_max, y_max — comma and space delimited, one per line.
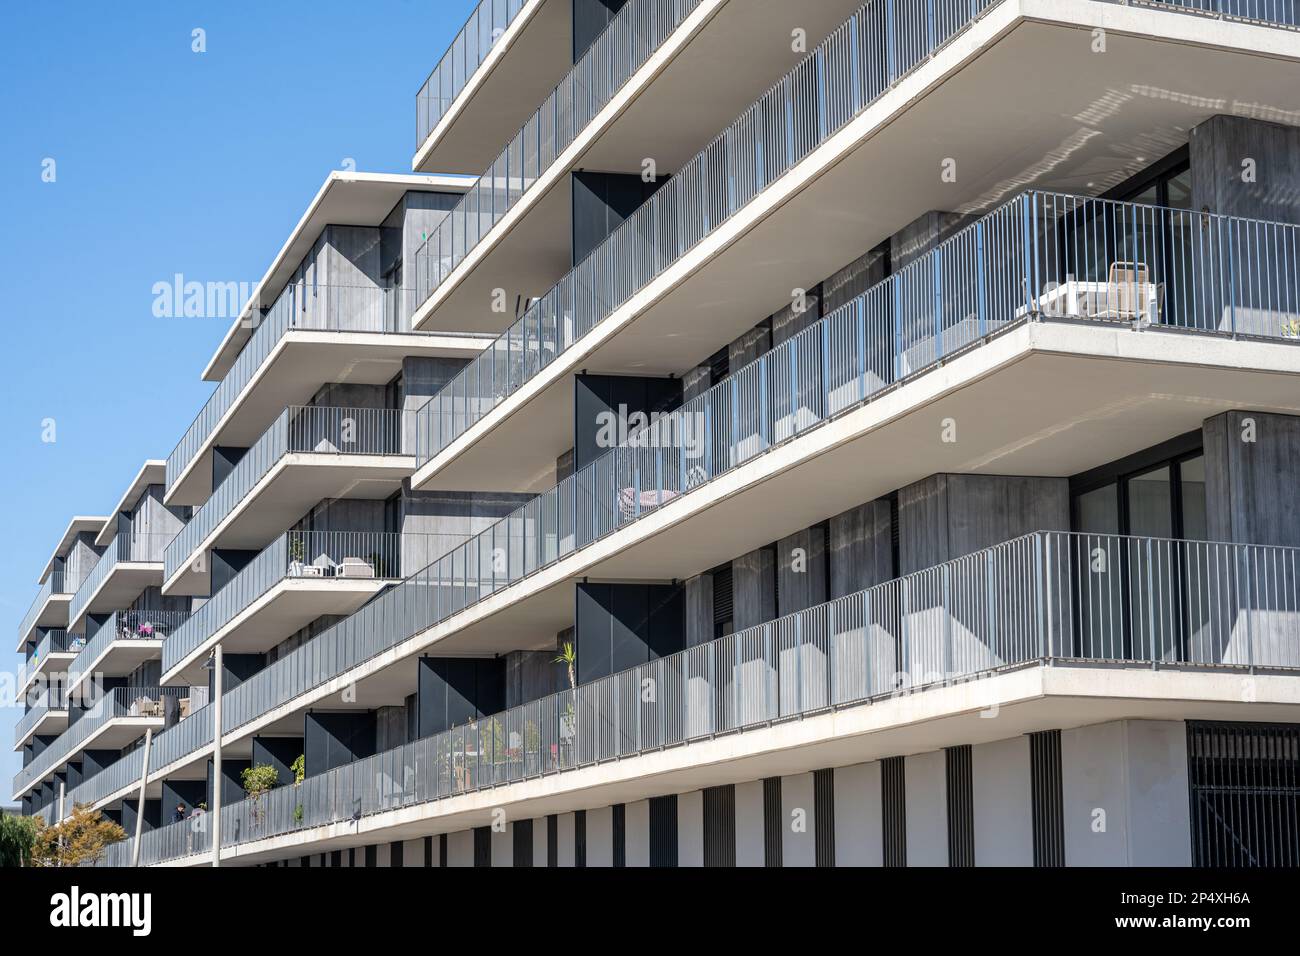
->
293, 804, 304, 824
0, 813, 39, 867
242, 764, 279, 800
553, 641, 577, 690
291, 754, 305, 786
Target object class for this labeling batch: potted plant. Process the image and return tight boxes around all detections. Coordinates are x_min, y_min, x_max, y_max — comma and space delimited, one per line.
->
241, 764, 279, 826
553, 641, 578, 742
287, 535, 305, 575
290, 754, 305, 825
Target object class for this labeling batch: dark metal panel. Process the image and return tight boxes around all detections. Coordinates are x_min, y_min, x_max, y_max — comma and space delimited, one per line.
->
703, 784, 736, 867
1030, 730, 1065, 867
763, 777, 783, 867
881, 756, 906, 867
814, 768, 835, 867
945, 745, 974, 867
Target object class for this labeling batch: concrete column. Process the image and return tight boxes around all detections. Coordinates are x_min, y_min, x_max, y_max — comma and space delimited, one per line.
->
586, 806, 614, 867
447, 830, 474, 867
532, 817, 549, 868
492, 824, 513, 868
972, 737, 1033, 866
904, 751, 948, 867
556, 813, 576, 867
1062, 719, 1192, 867
780, 772, 816, 867
625, 800, 650, 867
833, 761, 883, 866
400, 356, 468, 451
401, 838, 423, 867
677, 790, 704, 867
776, 526, 827, 615
735, 780, 766, 867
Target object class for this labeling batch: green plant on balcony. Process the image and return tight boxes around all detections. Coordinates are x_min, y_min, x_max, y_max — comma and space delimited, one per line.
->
288, 535, 305, 564
241, 764, 279, 825
290, 754, 305, 825
1283, 318, 1300, 339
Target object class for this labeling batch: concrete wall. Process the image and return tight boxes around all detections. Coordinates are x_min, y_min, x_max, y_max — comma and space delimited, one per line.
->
399, 489, 534, 579
401, 356, 469, 452
1062, 719, 1192, 867
684, 573, 713, 648
972, 737, 1033, 866
832, 761, 883, 866
829, 499, 894, 599
780, 771, 816, 867
677, 789, 703, 867
1191, 115, 1300, 226
898, 473, 1069, 573
732, 546, 775, 630
776, 525, 827, 615
890, 210, 977, 272
904, 750, 948, 866
503, 648, 565, 709
1204, 411, 1300, 548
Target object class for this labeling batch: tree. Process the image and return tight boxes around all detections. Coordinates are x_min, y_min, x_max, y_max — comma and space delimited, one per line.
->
0, 813, 39, 867
30, 805, 126, 867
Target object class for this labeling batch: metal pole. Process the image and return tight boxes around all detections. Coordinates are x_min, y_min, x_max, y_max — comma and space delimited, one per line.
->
57, 780, 65, 825
130, 728, 153, 867
211, 644, 223, 868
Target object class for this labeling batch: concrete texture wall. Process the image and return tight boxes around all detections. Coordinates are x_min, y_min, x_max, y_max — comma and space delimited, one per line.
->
890, 210, 977, 271
898, 474, 1070, 573
387, 191, 461, 325
684, 573, 713, 648
904, 750, 948, 866
1204, 411, 1300, 548
62, 532, 104, 592
732, 546, 775, 630
503, 648, 564, 709
400, 489, 534, 578
829, 499, 894, 598
250, 736, 303, 792
832, 761, 883, 866
1191, 115, 1300, 226
1062, 719, 1192, 867
401, 356, 469, 452
776, 525, 828, 615
972, 737, 1033, 866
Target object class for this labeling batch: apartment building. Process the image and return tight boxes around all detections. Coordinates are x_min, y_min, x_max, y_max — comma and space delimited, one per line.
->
14, 0, 1300, 868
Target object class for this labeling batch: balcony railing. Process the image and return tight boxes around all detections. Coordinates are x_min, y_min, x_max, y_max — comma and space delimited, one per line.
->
60, 700, 212, 817
412, 0, 1300, 465
415, 0, 529, 146
18, 569, 67, 645
67, 532, 173, 627
165, 282, 416, 495
226, 189, 1300, 739
66, 609, 190, 693
164, 406, 407, 580
17, 629, 77, 692
413, 0, 703, 308
14, 687, 67, 747
161, 530, 419, 677
12, 686, 184, 797
111, 529, 1300, 865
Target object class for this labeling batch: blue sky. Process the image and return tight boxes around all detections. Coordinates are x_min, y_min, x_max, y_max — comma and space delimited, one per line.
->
0, 0, 475, 797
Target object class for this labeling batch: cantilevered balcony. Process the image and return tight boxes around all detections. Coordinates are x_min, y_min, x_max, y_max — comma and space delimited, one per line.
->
106, 529, 1300, 866
65, 609, 188, 696
67, 531, 172, 634
163, 406, 412, 594
58, 701, 213, 820
408, 0, 1300, 494
17, 629, 78, 697
414, 0, 559, 172
16, 570, 71, 653
160, 530, 447, 687
410, 0, 864, 333
211, 190, 1300, 745
13, 687, 69, 750
164, 280, 489, 507
11, 686, 184, 800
